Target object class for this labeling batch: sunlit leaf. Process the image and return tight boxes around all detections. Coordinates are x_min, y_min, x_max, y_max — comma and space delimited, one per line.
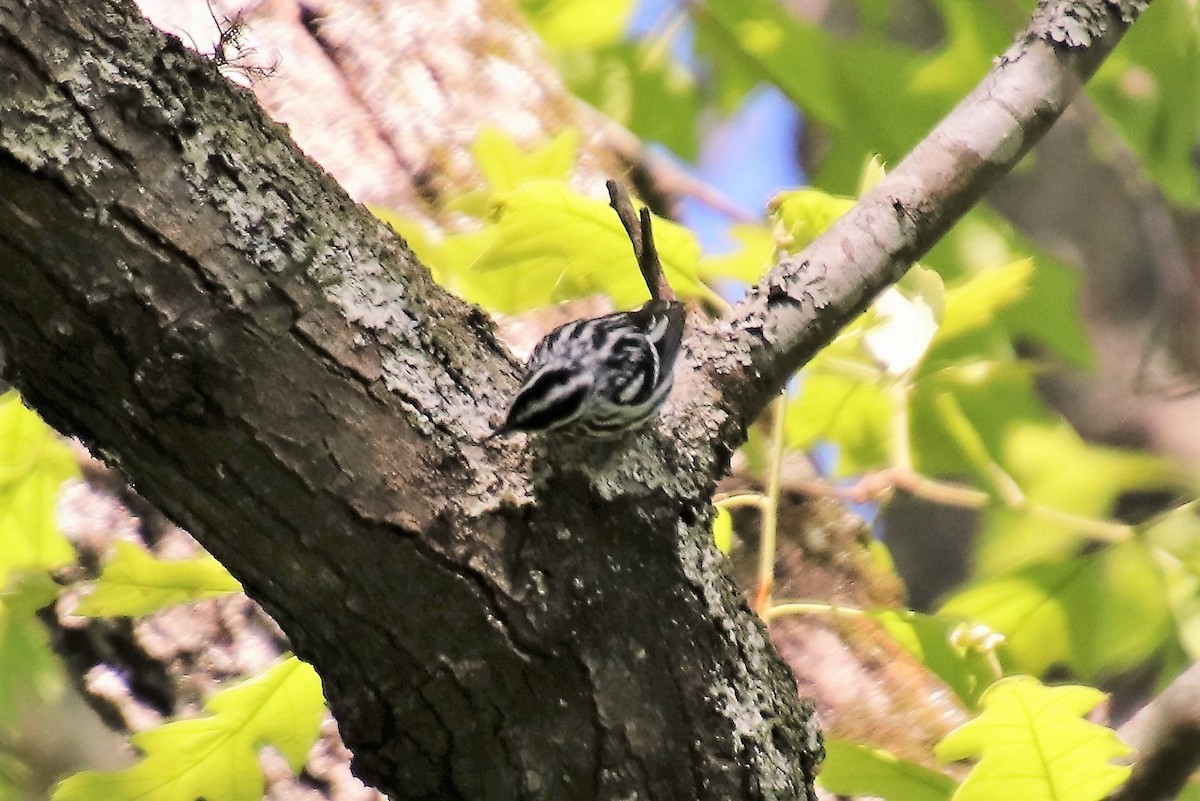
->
769, 188, 855, 252
0, 571, 63, 722
75, 541, 242, 618
787, 372, 893, 477
55, 656, 325, 801
712, 506, 734, 554
819, 738, 957, 801
1090, 0, 1200, 207
858, 154, 888, 194
472, 128, 578, 193
908, 364, 1050, 484
1145, 501, 1200, 576
924, 209, 1094, 367
0, 392, 77, 579
698, 225, 776, 283
459, 180, 704, 312
936, 676, 1132, 801
974, 423, 1188, 574
692, 0, 844, 125
871, 610, 997, 708
555, 44, 700, 160
940, 541, 1172, 678
0, 393, 75, 723
519, 0, 635, 48
932, 259, 1033, 347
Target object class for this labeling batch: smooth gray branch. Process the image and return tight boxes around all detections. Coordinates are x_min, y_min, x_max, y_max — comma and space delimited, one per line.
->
704, 0, 1151, 431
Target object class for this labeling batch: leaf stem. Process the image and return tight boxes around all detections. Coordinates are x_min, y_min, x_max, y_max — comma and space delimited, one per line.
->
754, 393, 788, 614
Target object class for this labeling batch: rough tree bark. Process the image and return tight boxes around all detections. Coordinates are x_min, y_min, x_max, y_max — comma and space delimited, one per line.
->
0, 1, 1148, 800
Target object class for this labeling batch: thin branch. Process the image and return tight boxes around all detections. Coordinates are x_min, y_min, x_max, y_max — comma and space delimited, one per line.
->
606, 179, 677, 302
753, 393, 787, 614
794, 467, 1135, 543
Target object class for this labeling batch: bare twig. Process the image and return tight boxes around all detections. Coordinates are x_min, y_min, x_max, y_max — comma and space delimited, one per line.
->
606, 179, 677, 302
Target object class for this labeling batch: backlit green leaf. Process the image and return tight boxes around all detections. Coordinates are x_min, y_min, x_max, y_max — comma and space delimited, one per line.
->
819, 738, 956, 801
0, 572, 63, 722
787, 372, 894, 476
1089, 0, 1200, 206
459, 180, 704, 312
871, 610, 997, 709
933, 259, 1033, 347
941, 541, 1172, 678
936, 676, 1132, 801
692, 0, 844, 126
974, 423, 1187, 574
471, 128, 578, 194
75, 541, 242, 618
555, 44, 700, 160
519, 0, 635, 48
0, 392, 77, 579
55, 656, 325, 801
769, 188, 855, 253
698, 225, 776, 283
711, 506, 734, 554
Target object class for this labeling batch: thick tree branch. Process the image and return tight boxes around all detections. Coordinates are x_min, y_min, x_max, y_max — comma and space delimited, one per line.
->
0, 2, 819, 799
707, 0, 1151, 431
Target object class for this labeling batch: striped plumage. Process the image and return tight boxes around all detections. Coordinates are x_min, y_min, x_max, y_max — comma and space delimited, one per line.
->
496, 300, 686, 436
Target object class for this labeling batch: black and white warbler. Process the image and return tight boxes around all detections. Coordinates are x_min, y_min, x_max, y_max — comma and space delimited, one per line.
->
495, 298, 686, 436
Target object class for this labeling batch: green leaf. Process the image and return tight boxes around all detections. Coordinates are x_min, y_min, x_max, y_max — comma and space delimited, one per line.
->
518, 0, 635, 48
554, 44, 700, 160
0, 572, 63, 722
692, 0, 844, 126
932, 259, 1034, 348
0, 391, 78, 580
769, 188, 855, 253
457, 180, 705, 313
75, 541, 242, 618
973, 423, 1187, 574
908, 364, 1051, 484
871, 610, 997, 709
1145, 501, 1200, 577
0, 393, 75, 723
712, 506, 734, 554
471, 128, 578, 194
786, 372, 894, 476
1089, 0, 1200, 207
940, 540, 1172, 678
936, 676, 1132, 801
922, 209, 1094, 368
819, 738, 957, 801
55, 656, 325, 801
376, 180, 709, 313
697, 225, 776, 283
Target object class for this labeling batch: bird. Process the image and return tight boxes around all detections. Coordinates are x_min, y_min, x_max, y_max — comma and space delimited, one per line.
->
493, 299, 686, 437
